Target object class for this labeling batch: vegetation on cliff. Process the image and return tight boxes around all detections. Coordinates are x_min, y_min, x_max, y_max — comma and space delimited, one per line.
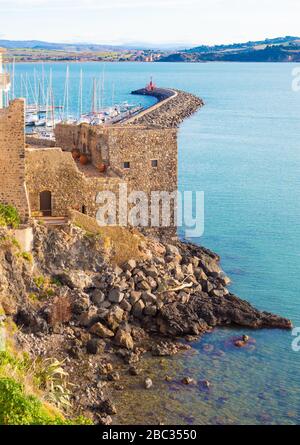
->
0, 204, 21, 229
0, 329, 91, 425
159, 36, 300, 62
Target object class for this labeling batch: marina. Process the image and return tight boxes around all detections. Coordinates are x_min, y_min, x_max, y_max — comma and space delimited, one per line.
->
3, 59, 145, 138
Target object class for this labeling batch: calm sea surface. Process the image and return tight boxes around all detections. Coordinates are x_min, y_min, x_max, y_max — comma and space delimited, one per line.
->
13, 62, 300, 424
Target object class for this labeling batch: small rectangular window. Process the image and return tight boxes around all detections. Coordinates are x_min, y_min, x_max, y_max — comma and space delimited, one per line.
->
151, 159, 158, 168
123, 162, 130, 169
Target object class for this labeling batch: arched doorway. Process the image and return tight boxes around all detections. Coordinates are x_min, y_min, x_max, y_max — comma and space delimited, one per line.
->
40, 191, 52, 216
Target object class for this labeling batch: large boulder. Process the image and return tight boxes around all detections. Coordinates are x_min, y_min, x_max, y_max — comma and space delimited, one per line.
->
115, 327, 134, 350
106, 306, 124, 331
108, 288, 124, 303
132, 299, 145, 318
90, 322, 114, 338
123, 259, 137, 272
157, 292, 292, 337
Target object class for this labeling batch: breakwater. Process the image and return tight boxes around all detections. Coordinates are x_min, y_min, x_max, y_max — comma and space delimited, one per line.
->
129, 88, 204, 128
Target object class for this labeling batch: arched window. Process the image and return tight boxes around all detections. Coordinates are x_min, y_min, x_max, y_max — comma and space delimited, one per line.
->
81, 205, 87, 214
39, 191, 52, 216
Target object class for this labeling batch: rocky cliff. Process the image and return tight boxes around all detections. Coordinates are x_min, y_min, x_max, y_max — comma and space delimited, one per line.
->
0, 223, 292, 424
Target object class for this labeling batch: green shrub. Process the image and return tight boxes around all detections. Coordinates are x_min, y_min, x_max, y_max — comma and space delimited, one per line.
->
11, 238, 21, 250
0, 377, 66, 425
0, 352, 92, 425
20, 252, 33, 263
51, 277, 63, 287
0, 205, 21, 229
33, 276, 46, 289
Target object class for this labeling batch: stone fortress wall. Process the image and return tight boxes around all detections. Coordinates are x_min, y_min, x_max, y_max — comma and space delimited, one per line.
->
25, 147, 121, 218
54, 124, 178, 195
0, 99, 30, 220
1, 87, 202, 224
46, 88, 203, 222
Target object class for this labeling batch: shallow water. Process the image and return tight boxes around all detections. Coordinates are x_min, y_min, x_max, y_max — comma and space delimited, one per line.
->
12, 62, 300, 424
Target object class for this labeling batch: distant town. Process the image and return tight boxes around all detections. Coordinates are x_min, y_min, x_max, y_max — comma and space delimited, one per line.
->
5, 48, 164, 63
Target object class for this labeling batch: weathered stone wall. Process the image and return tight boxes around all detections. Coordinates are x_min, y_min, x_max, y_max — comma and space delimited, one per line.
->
0, 99, 30, 220
54, 123, 104, 166
26, 135, 56, 148
54, 123, 178, 227
55, 124, 177, 193
25, 147, 121, 218
104, 126, 178, 195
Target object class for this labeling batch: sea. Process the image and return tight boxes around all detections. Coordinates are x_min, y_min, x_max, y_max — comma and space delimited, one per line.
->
12, 61, 300, 424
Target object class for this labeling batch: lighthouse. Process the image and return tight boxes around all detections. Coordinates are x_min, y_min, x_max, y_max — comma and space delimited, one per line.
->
0, 48, 10, 109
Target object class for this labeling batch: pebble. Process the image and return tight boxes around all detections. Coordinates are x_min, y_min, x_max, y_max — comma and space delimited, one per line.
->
199, 380, 211, 390
107, 372, 120, 382
129, 366, 141, 376
182, 377, 197, 385
202, 344, 214, 353
144, 378, 153, 389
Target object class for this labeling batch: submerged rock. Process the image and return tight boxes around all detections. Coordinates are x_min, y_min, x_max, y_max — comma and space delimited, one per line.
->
182, 377, 197, 385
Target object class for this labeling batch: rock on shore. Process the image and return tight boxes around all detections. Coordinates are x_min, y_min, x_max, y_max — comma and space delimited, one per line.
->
0, 222, 291, 341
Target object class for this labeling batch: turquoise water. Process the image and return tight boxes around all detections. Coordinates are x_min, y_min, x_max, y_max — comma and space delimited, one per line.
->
13, 62, 300, 424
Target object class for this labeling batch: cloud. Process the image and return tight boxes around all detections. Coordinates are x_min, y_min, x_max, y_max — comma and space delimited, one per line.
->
0, 0, 200, 10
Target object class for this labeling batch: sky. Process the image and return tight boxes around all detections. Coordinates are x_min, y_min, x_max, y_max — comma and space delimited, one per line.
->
0, 0, 299, 46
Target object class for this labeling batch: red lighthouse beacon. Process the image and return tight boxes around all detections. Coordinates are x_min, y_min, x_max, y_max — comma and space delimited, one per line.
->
146, 77, 156, 92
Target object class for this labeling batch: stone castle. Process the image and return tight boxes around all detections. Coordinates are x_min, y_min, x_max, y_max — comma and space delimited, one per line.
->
0, 48, 203, 225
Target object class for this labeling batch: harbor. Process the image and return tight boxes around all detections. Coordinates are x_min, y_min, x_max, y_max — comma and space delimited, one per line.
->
2, 58, 147, 139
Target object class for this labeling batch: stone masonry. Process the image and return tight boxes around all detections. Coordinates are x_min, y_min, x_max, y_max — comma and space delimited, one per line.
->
25, 147, 121, 218
0, 99, 30, 220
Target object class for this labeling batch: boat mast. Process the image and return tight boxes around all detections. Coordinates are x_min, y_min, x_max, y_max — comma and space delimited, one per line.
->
41, 62, 45, 108
78, 68, 83, 119
20, 73, 23, 98
92, 77, 97, 114
100, 63, 105, 109
63, 65, 70, 121
12, 57, 15, 100
45, 79, 49, 127
112, 82, 115, 106
33, 68, 37, 107
49, 68, 55, 129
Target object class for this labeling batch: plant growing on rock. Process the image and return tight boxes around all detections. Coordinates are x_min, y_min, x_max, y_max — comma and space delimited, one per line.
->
0, 205, 21, 229
32, 358, 72, 409
20, 252, 33, 264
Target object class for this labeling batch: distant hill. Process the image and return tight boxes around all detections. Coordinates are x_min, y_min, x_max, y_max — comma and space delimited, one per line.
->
158, 36, 300, 62
0, 39, 186, 52
2, 36, 300, 62
0, 39, 130, 52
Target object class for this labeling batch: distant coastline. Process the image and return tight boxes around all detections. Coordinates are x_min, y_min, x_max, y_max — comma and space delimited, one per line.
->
2, 35, 300, 63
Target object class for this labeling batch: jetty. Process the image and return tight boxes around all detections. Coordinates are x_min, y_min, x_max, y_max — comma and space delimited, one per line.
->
128, 85, 204, 128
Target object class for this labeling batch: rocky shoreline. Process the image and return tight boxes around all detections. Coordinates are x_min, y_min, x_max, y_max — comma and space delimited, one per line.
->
0, 222, 292, 424
130, 88, 204, 128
